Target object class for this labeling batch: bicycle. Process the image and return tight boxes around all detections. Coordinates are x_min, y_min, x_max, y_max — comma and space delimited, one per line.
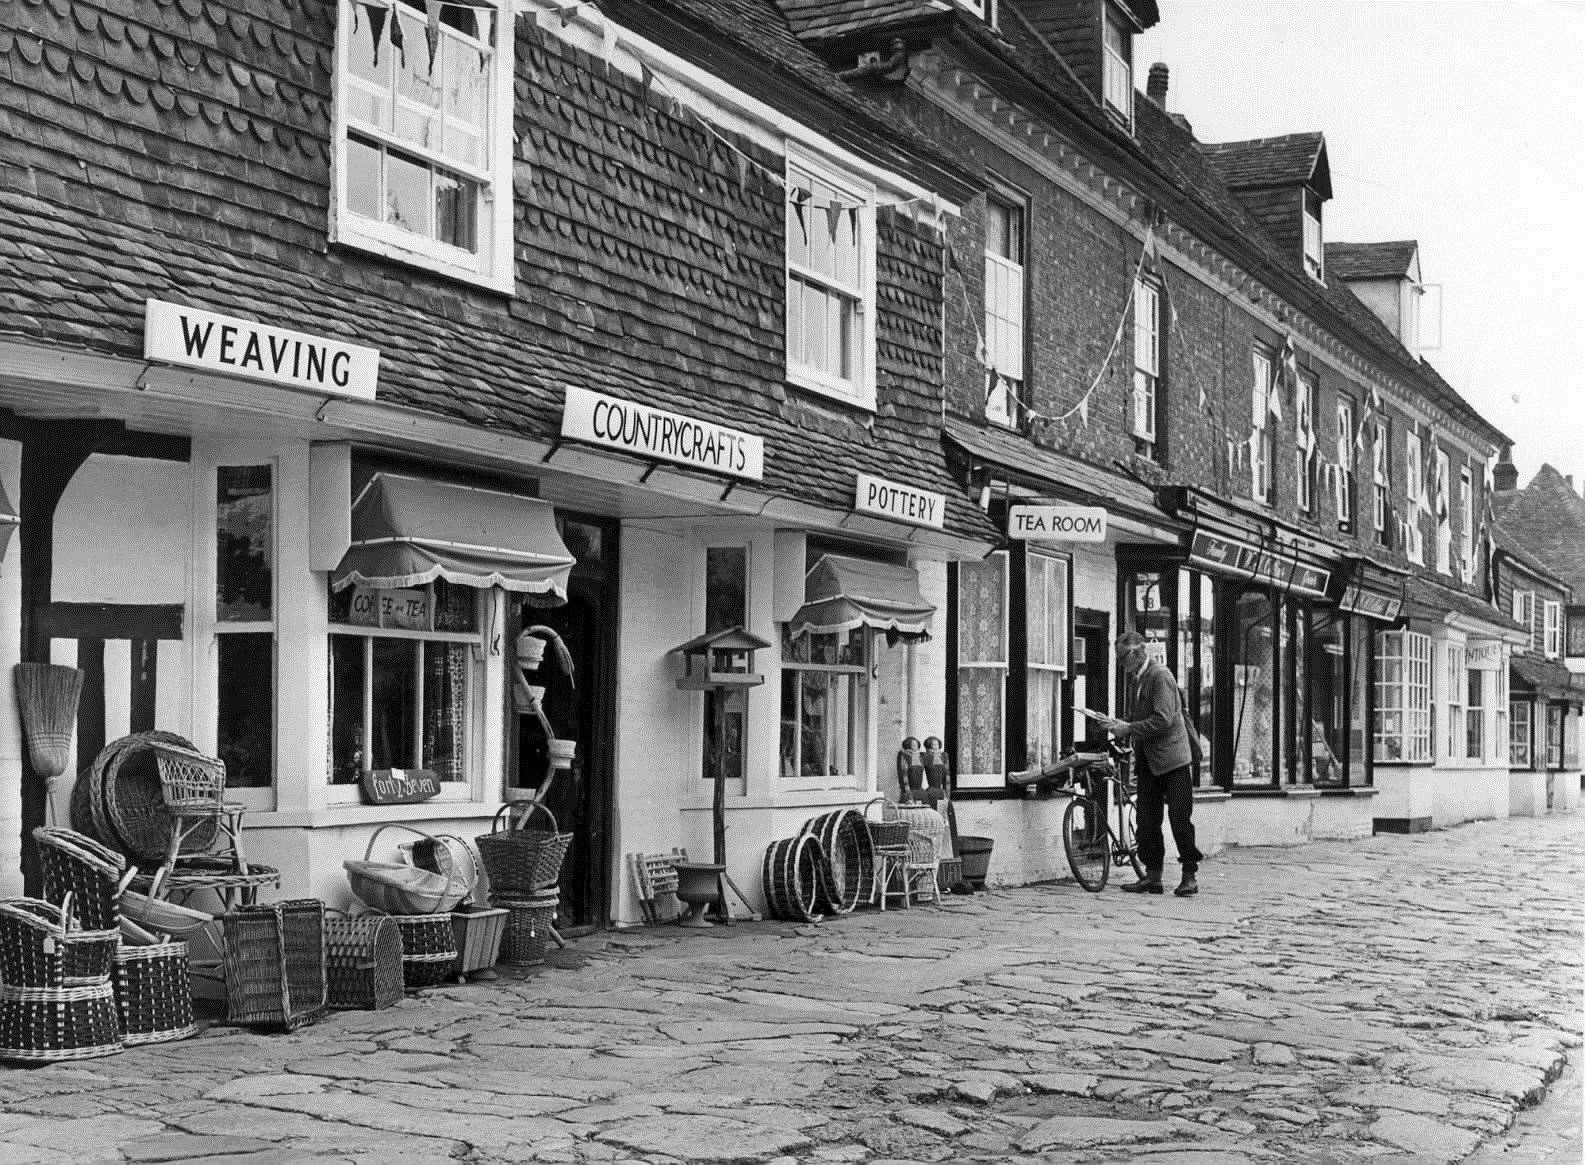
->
1010, 738, 1147, 892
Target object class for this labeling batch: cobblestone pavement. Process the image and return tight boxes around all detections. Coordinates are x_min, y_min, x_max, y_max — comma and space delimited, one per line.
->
1, 812, 1580, 1164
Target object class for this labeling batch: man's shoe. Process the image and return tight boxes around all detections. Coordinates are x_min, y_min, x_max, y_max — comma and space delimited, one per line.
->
1121, 871, 1163, 894
1174, 873, 1198, 897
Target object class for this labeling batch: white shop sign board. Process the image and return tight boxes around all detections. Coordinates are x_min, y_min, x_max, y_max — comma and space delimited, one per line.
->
853, 474, 945, 529
561, 386, 764, 480
144, 299, 380, 400
1008, 505, 1108, 542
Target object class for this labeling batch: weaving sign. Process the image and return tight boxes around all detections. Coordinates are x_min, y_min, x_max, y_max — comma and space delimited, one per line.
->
359, 769, 441, 805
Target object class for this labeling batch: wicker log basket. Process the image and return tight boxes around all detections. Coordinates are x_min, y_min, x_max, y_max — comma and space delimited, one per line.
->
113, 941, 197, 1046
324, 911, 404, 1010
384, 913, 458, 990
70, 730, 208, 860
220, 900, 327, 1030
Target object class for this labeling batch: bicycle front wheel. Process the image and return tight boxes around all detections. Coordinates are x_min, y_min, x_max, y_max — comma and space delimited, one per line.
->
1062, 796, 1110, 892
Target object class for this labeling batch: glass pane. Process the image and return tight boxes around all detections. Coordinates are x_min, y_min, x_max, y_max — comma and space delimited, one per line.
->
444, 35, 488, 168
432, 578, 476, 632
422, 643, 468, 781
705, 688, 745, 784
1230, 588, 1276, 786
393, 9, 440, 150
1348, 618, 1371, 782
958, 555, 1007, 663
385, 150, 432, 237
329, 634, 365, 785
1025, 669, 1059, 769
218, 632, 273, 788
706, 547, 747, 633
435, 170, 478, 252
217, 465, 272, 622
956, 665, 1003, 776
1309, 609, 1347, 785
370, 638, 419, 770
346, 138, 382, 220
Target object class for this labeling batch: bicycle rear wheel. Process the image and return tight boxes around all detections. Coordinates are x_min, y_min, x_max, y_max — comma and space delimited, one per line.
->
1062, 797, 1110, 892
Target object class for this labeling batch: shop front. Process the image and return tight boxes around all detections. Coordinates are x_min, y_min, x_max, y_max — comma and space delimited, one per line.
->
1508, 654, 1583, 815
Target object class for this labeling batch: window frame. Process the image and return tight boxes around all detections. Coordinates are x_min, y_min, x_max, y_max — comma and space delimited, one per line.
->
1022, 549, 1072, 773
1132, 276, 1162, 456
1513, 589, 1536, 650
954, 551, 1010, 791
1510, 698, 1532, 768
1459, 464, 1474, 581
1445, 642, 1465, 761
1295, 369, 1317, 514
1434, 449, 1452, 574
1335, 396, 1356, 531
1302, 188, 1324, 281
778, 625, 869, 790
1544, 600, 1563, 659
1372, 419, 1390, 543
1465, 663, 1486, 760
984, 193, 1027, 427
784, 151, 878, 410
1404, 428, 1425, 565
1251, 345, 1276, 506
1546, 704, 1564, 768
1101, 6, 1133, 126
213, 462, 278, 810
1374, 629, 1431, 763
330, 0, 515, 293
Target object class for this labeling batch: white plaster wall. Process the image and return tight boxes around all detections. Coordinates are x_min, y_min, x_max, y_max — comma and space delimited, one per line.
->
1372, 765, 1435, 822
950, 792, 1070, 886
1509, 771, 1548, 817
53, 455, 189, 605
1548, 770, 1580, 812
0, 441, 23, 896
1430, 766, 1509, 827
1219, 793, 1374, 847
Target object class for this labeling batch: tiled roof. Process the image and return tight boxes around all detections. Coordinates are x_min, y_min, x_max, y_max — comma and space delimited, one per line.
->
1200, 132, 1330, 197
1492, 522, 1566, 591
778, 0, 951, 43
1493, 465, 1585, 595
1326, 241, 1418, 281
1511, 655, 1584, 704
1403, 573, 1523, 634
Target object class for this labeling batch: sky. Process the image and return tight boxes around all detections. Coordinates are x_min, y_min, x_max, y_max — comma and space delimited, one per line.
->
1138, 0, 1585, 493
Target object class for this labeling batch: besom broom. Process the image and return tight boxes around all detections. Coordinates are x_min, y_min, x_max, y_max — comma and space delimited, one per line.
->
14, 663, 84, 779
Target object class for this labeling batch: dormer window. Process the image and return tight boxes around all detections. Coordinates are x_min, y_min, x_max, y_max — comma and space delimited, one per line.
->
1303, 188, 1324, 280
953, 0, 995, 24
1102, 8, 1133, 124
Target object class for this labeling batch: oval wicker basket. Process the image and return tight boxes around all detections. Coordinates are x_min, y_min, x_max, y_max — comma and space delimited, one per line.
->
120, 890, 215, 940
85, 731, 207, 862
344, 825, 472, 915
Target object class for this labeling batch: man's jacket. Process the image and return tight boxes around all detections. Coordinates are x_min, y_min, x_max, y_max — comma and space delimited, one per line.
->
1124, 660, 1193, 775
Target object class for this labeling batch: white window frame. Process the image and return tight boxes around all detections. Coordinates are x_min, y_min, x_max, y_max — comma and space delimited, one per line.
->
1510, 699, 1532, 768
1295, 370, 1316, 513
785, 151, 877, 409
1459, 465, 1474, 580
1372, 420, 1389, 540
1546, 704, 1564, 768
1101, 6, 1133, 125
1375, 629, 1431, 763
326, 581, 486, 803
1335, 397, 1356, 530
1445, 642, 1464, 761
1024, 550, 1071, 772
330, 0, 515, 293
951, 0, 995, 30
1465, 663, 1486, 760
984, 195, 1026, 426
1251, 346, 1275, 506
1513, 589, 1536, 650
956, 551, 1009, 791
1494, 663, 1508, 764
1434, 449, 1452, 574
1544, 600, 1563, 659
1302, 188, 1324, 281
1404, 429, 1425, 565
1132, 277, 1161, 452
778, 626, 869, 791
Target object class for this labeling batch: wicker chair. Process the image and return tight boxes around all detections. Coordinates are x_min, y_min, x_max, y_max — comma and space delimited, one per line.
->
144, 742, 259, 909
863, 798, 911, 910
897, 804, 946, 906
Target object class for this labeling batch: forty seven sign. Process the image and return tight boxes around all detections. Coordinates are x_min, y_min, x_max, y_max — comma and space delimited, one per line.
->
1008, 505, 1108, 542
561, 386, 764, 481
144, 300, 379, 400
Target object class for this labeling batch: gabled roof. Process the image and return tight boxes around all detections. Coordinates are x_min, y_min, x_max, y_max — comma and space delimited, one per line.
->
1200, 132, 1331, 199
1492, 521, 1568, 595
1326, 241, 1419, 281
1493, 464, 1585, 596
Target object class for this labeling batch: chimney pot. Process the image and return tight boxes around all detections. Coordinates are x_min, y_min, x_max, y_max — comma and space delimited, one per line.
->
1146, 62, 1170, 105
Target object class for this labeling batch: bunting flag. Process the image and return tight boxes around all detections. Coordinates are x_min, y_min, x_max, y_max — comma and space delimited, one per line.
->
825, 201, 843, 244
1279, 335, 1300, 397
1142, 227, 1158, 270
425, 2, 442, 72
1267, 382, 1282, 421
790, 188, 809, 245
984, 368, 1000, 404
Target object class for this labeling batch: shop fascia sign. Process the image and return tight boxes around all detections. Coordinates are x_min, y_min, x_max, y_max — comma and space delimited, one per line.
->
1466, 641, 1504, 670
561, 386, 764, 480
1188, 530, 1330, 598
1339, 578, 1403, 621
1007, 504, 1107, 542
853, 473, 945, 530
144, 300, 379, 400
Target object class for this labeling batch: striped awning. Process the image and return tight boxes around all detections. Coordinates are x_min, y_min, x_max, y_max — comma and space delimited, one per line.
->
786, 555, 934, 643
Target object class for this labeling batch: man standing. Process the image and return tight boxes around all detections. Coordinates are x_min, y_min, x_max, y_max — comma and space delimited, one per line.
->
1100, 631, 1203, 896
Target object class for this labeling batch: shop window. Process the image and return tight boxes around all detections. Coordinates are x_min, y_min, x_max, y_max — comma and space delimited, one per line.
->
1434, 449, 1452, 574
327, 579, 481, 786
1494, 664, 1508, 764
1374, 629, 1431, 762
1132, 277, 1162, 459
1544, 601, 1562, 659
984, 194, 1026, 426
704, 546, 749, 786
779, 626, 866, 782
1546, 705, 1563, 768
1250, 347, 1276, 506
1174, 571, 1217, 786
216, 466, 275, 790
333, 0, 513, 290
1465, 665, 1485, 760
1334, 396, 1356, 531
1230, 588, 1278, 785
954, 552, 1008, 789
1295, 370, 1317, 514
1308, 608, 1349, 785
786, 153, 875, 409
1510, 700, 1532, 769
1024, 551, 1070, 771
1445, 643, 1464, 761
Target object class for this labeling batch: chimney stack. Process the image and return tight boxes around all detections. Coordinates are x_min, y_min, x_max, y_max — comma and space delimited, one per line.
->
1146, 62, 1169, 106
1493, 444, 1519, 493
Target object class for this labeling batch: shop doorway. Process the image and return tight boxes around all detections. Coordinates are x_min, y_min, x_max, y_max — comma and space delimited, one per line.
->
511, 514, 617, 931
1067, 611, 1111, 752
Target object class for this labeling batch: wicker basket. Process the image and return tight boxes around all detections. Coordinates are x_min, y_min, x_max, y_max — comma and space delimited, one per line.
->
388, 913, 458, 990
113, 941, 197, 1046
0, 897, 119, 988
34, 826, 129, 931
120, 890, 215, 940
491, 893, 558, 967
451, 905, 508, 978
475, 801, 572, 897
221, 900, 327, 1030
761, 834, 827, 923
324, 912, 404, 1011
344, 825, 471, 915
937, 856, 964, 890
87, 731, 208, 862
0, 982, 122, 1063
800, 809, 875, 916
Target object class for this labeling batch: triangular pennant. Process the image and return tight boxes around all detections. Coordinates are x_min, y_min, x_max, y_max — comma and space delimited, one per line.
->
1198, 383, 1208, 411
560, 2, 579, 26
984, 368, 1000, 404
825, 200, 842, 244
388, 4, 406, 69
790, 189, 809, 246
1267, 383, 1283, 421
1141, 227, 1158, 270
848, 206, 859, 245
425, 2, 442, 78
367, 1, 387, 67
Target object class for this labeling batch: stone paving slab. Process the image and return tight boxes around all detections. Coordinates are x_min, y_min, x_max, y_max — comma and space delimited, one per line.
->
0, 813, 1580, 1162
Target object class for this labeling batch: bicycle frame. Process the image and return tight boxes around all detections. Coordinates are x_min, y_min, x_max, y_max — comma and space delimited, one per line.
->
1052, 741, 1145, 891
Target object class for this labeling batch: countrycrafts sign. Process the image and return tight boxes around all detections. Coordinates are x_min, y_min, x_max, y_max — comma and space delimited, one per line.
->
144, 300, 379, 399
561, 386, 764, 480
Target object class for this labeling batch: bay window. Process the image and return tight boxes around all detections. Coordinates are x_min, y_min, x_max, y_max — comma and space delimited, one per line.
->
1465, 665, 1485, 760
1375, 630, 1431, 762
334, 0, 513, 290
328, 579, 481, 787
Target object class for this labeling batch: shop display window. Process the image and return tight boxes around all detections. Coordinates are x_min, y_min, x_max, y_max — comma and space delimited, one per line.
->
779, 626, 866, 781
1374, 630, 1431, 762
1510, 700, 1532, 769
1465, 666, 1485, 760
1230, 587, 1277, 786
1545, 705, 1564, 768
327, 579, 481, 786
216, 465, 274, 789
1308, 609, 1348, 785
1445, 644, 1465, 761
